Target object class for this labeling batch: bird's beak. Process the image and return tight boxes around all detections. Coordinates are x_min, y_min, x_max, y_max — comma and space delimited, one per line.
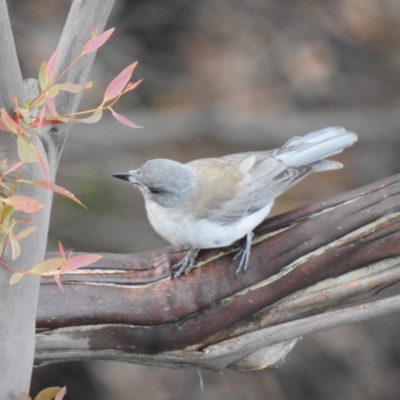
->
113, 172, 133, 182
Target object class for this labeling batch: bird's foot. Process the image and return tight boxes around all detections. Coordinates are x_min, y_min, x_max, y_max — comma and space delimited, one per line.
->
233, 232, 254, 276
171, 248, 200, 278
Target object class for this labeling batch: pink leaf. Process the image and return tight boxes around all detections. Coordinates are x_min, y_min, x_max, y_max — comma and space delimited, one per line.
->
26, 180, 86, 207
55, 387, 67, 400
1, 108, 21, 134
45, 94, 57, 116
0, 117, 8, 131
6, 161, 24, 174
45, 50, 59, 79
35, 106, 47, 129
111, 110, 141, 128
62, 254, 103, 273
30, 116, 67, 128
82, 27, 115, 54
126, 79, 142, 92
103, 62, 138, 102
54, 274, 63, 292
58, 241, 66, 259
2, 195, 43, 213
33, 146, 50, 181
58, 82, 85, 93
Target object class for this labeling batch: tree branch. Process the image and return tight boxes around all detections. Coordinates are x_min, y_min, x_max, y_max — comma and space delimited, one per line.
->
0, 0, 24, 109
35, 173, 400, 371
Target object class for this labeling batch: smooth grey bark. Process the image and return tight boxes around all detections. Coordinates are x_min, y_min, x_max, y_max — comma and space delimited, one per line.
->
0, 1, 114, 398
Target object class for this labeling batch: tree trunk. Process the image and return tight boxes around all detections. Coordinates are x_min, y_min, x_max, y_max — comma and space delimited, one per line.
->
0, 1, 114, 397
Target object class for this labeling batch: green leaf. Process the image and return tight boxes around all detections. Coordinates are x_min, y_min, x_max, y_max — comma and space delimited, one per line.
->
17, 136, 39, 163
75, 109, 103, 124
9, 272, 24, 285
46, 84, 60, 99
38, 61, 47, 91
16, 226, 37, 240
35, 387, 64, 400
29, 257, 64, 275
9, 233, 21, 260
2, 205, 14, 230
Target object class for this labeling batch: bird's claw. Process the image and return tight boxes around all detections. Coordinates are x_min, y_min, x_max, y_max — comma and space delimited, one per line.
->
233, 232, 254, 276
171, 248, 200, 278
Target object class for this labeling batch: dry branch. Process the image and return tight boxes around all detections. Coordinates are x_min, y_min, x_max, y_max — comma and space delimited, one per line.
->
35, 173, 400, 371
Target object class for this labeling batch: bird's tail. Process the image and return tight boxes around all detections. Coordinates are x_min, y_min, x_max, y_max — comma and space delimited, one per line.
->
276, 127, 358, 171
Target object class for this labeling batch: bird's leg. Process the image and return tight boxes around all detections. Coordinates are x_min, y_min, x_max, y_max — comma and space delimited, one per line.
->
172, 247, 200, 278
233, 232, 254, 275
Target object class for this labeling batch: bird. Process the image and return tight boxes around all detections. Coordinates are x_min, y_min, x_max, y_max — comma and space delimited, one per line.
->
113, 127, 357, 278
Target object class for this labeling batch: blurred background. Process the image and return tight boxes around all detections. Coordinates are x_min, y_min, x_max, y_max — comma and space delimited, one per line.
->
7, 0, 400, 399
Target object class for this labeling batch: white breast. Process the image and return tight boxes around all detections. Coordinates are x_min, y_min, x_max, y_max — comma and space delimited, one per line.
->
145, 200, 274, 249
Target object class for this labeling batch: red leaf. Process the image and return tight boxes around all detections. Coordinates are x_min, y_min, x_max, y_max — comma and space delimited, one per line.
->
45, 50, 59, 79
82, 27, 115, 54
35, 106, 47, 129
2, 195, 43, 213
30, 116, 67, 128
62, 254, 103, 273
26, 180, 86, 207
111, 110, 141, 129
103, 62, 138, 102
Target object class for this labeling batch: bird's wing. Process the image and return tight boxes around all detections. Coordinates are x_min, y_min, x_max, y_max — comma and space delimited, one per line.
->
223, 153, 312, 214
186, 157, 253, 223
187, 154, 311, 225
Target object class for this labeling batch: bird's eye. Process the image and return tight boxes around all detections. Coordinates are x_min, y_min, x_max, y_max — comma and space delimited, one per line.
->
148, 187, 163, 195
